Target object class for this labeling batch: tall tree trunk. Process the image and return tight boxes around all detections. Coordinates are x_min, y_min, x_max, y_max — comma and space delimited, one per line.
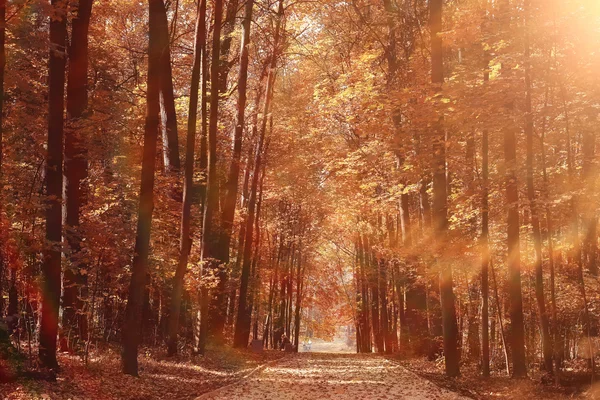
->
193, 0, 209, 355
481, 127, 490, 377
540, 88, 561, 375
524, 3, 553, 372
0, 0, 6, 321
215, 0, 254, 340
167, 0, 206, 356
379, 257, 390, 353
505, 119, 527, 378
207, 0, 242, 335
481, 30, 491, 378
39, 0, 67, 370
357, 233, 371, 352
200, 0, 224, 350
582, 128, 597, 276
62, 0, 93, 352
430, 0, 459, 377
293, 252, 303, 352
233, 0, 283, 348
121, 0, 162, 375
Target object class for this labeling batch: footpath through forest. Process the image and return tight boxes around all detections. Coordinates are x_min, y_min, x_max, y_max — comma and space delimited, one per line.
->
199, 353, 468, 400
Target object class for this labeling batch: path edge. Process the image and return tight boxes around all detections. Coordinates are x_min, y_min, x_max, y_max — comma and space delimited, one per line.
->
385, 356, 474, 399
195, 354, 289, 400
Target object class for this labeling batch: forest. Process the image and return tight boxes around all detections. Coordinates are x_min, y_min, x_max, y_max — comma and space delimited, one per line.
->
0, 0, 600, 398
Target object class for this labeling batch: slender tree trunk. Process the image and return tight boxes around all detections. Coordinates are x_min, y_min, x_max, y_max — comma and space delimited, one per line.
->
233, 110, 267, 348
193, 0, 209, 355
200, 0, 224, 350
504, 117, 527, 378
121, 0, 162, 375
523, 5, 553, 372
207, 0, 242, 335
540, 92, 561, 375
215, 0, 255, 340
166, 0, 206, 356
39, 0, 67, 370
62, 0, 93, 352
491, 260, 511, 375
234, 0, 283, 347
0, 0, 6, 321
293, 254, 303, 352
481, 127, 490, 377
480, 29, 491, 377
430, 0, 459, 377
379, 257, 390, 353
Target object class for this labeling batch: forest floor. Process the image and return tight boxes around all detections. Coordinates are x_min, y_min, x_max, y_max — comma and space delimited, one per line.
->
0, 345, 285, 400
199, 352, 467, 399
397, 356, 597, 399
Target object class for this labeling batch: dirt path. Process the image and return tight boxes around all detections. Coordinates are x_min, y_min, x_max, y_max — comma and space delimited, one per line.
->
199, 353, 470, 399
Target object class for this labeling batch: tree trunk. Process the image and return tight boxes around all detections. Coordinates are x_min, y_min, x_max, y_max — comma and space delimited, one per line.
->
540, 86, 561, 375
200, 0, 224, 350
430, 0, 459, 377
504, 119, 527, 378
39, 0, 67, 370
166, 0, 206, 356
233, 0, 283, 348
121, 0, 162, 375
215, 0, 254, 340
0, 0, 5, 322
481, 35, 491, 378
62, 0, 93, 352
524, 5, 553, 372
293, 253, 303, 352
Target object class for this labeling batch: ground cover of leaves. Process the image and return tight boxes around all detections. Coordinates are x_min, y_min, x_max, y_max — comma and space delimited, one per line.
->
396, 357, 598, 399
201, 352, 468, 399
0, 346, 284, 400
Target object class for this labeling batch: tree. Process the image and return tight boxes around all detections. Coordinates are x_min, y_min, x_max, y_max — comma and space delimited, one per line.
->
504, 101, 527, 379
39, 0, 67, 370
62, 0, 94, 351
430, 0, 459, 378
524, 0, 552, 373
121, 0, 163, 376
218, 0, 254, 342
199, 0, 224, 352
234, 0, 284, 348
166, 0, 207, 357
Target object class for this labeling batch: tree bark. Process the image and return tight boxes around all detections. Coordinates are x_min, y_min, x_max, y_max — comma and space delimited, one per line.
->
166, 0, 206, 356
62, 0, 93, 352
430, 0, 459, 377
504, 120, 527, 378
0, 0, 6, 321
233, 0, 283, 348
39, 0, 67, 370
481, 126, 490, 377
200, 0, 224, 350
215, 0, 254, 340
121, 0, 162, 375
524, 4, 553, 372
481, 28, 491, 378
